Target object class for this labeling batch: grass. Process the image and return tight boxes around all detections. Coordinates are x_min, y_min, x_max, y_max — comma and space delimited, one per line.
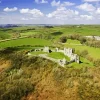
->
48, 52, 70, 61
67, 57, 94, 68
1, 25, 100, 40
0, 38, 52, 48
64, 44, 100, 59
0, 31, 11, 40
30, 51, 46, 55
52, 25, 100, 36
67, 39, 81, 44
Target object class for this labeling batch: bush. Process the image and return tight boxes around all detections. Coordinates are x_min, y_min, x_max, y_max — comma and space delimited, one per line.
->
67, 34, 81, 40
79, 37, 87, 44
0, 79, 34, 100
59, 36, 67, 43
94, 59, 100, 67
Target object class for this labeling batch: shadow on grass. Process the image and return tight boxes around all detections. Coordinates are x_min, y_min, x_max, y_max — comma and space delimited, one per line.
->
51, 32, 63, 36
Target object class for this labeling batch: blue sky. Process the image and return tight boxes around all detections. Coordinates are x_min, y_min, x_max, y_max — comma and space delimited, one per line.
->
0, 0, 100, 24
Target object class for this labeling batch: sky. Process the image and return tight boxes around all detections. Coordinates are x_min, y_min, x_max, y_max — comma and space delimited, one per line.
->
0, 0, 100, 24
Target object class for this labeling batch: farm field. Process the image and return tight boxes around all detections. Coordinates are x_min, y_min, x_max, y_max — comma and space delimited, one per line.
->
65, 44, 100, 59
0, 38, 52, 48
0, 25, 100, 40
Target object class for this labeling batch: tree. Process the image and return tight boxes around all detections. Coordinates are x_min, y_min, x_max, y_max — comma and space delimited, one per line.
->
79, 37, 87, 44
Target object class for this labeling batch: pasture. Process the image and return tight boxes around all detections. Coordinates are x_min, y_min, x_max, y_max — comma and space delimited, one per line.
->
65, 44, 100, 59
0, 38, 52, 48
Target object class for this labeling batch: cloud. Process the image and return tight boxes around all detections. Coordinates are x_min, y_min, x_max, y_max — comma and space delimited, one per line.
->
80, 15, 93, 20
35, 0, 48, 4
96, 8, 100, 14
0, 0, 1, 3
51, 0, 75, 7
20, 8, 44, 18
83, 0, 100, 2
47, 7, 79, 20
4, 7, 18, 12
41, 0, 48, 3
76, 3, 96, 11
51, 0, 60, 6
35, 0, 39, 3
21, 18, 29, 20
60, 1, 75, 7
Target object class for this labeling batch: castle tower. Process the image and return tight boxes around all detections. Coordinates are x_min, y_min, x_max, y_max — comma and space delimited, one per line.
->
55, 48, 59, 52
43, 47, 49, 53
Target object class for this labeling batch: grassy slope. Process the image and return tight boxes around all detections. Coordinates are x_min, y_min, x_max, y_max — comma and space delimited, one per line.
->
65, 44, 100, 59
67, 39, 81, 44
0, 38, 52, 48
52, 25, 100, 36
0, 51, 100, 100
0, 31, 11, 40
48, 52, 70, 61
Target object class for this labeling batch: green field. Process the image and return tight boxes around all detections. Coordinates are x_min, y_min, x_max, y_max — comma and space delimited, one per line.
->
48, 52, 70, 61
0, 38, 52, 48
67, 39, 81, 44
67, 57, 94, 68
1, 25, 100, 40
65, 44, 100, 59
52, 25, 100, 36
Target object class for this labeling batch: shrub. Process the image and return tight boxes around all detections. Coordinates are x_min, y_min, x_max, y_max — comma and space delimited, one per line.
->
59, 36, 67, 43
79, 37, 87, 44
94, 59, 100, 67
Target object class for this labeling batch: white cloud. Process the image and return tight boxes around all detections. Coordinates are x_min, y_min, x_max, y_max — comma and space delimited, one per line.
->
4, 7, 18, 12
41, 0, 48, 3
51, 0, 75, 7
76, 3, 96, 11
83, 0, 100, 2
80, 15, 93, 20
35, 0, 48, 4
21, 18, 29, 20
96, 8, 100, 14
20, 8, 44, 18
60, 1, 75, 7
51, 0, 60, 7
35, 0, 39, 3
47, 7, 79, 20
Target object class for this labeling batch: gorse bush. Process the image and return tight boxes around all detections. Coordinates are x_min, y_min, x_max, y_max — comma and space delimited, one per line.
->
0, 79, 34, 100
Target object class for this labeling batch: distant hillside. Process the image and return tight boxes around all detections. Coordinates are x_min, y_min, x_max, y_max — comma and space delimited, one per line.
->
0, 48, 100, 100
